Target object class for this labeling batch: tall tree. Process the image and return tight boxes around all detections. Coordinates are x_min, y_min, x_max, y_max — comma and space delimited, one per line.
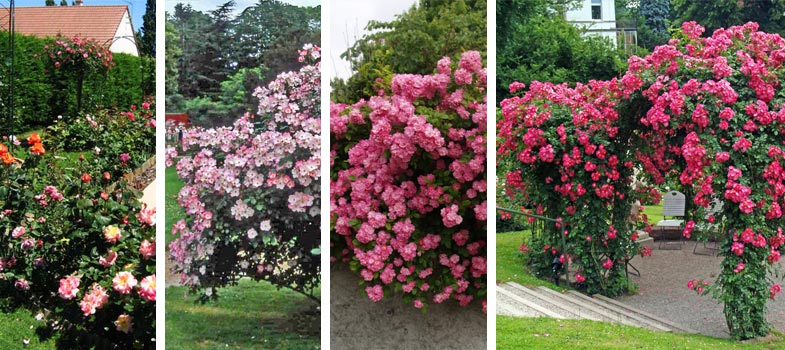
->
170, 3, 211, 98
333, 0, 487, 102
637, 0, 670, 50
139, 0, 156, 57
232, 1, 320, 82
45, 0, 55, 6
59, 0, 67, 6
496, 0, 626, 101
672, 0, 785, 36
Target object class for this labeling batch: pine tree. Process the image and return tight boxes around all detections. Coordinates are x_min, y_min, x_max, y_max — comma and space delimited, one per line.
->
45, 0, 56, 6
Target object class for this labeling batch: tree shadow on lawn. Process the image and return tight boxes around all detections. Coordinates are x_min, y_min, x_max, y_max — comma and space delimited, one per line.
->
166, 279, 320, 350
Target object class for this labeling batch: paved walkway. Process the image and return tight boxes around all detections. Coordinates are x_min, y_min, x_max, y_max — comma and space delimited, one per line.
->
619, 242, 785, 338
331, 264, 487, 350
140, 177, 157, 209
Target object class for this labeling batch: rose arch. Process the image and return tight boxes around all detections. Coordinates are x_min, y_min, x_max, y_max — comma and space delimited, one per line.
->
498, 22, 785, 340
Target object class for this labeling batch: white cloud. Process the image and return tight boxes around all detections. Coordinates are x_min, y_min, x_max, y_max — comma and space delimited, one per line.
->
331, 0, 416, 80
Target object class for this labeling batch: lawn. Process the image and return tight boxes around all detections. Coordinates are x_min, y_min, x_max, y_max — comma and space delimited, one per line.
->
497, 316, 785, 350
496, 230, 563, 291
166, 279, 320, 350
0, 307, 58, 349
165, 166, 185, 246
642, 203, 664, 224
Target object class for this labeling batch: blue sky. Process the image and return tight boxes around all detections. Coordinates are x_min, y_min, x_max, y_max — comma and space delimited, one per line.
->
14, 0, 148, 32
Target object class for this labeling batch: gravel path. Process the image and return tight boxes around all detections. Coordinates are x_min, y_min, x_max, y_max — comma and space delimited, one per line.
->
331, 264, 487, 350
619, 242, 785, 338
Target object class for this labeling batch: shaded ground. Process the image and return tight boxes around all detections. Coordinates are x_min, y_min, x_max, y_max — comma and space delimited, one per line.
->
166, 279, 320, 350
331, 264, 487, 350
620, 242, 785, 338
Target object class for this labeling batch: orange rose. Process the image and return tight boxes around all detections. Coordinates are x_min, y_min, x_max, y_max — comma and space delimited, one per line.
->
1, 153, 14, 165
30, 142, 45, 155
0, 143, 7, 154
27, 133, 42, 145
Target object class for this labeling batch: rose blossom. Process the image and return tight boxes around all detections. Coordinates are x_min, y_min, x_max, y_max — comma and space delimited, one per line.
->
112, 271, 138, 294
58, 276, 80, 299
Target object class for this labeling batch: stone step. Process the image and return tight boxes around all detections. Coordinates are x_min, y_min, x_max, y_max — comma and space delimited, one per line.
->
496, 282, 696, 335
534, 286, 624, 323
636, 237, 654, 245
497, 284, 566, 319
565, 290, 672, 332
496, 291, 544, 318
505, 282, 581, 319
592, 294, 698, 334
635, 230, 651, 240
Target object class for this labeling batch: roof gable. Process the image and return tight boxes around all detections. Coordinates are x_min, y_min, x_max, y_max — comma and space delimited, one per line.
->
0, 6, 130, 47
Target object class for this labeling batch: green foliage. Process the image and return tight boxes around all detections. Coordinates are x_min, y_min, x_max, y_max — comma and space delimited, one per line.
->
164, 21, 182, 111
139, 0, 156, 57
0, 32, 148, 131
671, 0, 785, 36
636, 0, 671, 50
167, 1, 320, 124
332, 0, 487, 103
496, 0, 628, 101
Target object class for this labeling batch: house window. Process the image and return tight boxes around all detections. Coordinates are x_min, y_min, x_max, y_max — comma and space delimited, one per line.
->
591, 0, 602, 20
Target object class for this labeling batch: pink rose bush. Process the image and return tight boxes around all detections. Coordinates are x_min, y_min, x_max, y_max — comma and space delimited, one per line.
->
167, 45, 321, 300
501, 22, 785, 340
331, 51, 487, 310
0, 134, 156, 346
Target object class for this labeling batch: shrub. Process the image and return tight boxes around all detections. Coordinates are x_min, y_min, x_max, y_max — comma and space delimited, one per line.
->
330, 51, 488, 311
166, 45, 321, 301
0, 135, 156, 348
0, 32, 148, 129
45, 100, 156, 181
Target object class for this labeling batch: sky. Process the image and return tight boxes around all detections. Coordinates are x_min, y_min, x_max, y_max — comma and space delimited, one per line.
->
331, 0, 416, 80
165, 0, 320, 14
14, 0, 148, 32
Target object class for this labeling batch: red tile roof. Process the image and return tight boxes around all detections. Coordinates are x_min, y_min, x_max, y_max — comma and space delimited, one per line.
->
0, 5, 130, 47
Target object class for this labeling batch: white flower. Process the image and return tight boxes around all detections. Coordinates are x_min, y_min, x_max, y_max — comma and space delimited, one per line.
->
259, 220, 272, 232
247, 228, 258, 240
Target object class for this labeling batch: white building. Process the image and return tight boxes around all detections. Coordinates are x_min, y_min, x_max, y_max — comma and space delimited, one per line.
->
566, 0, 638, 51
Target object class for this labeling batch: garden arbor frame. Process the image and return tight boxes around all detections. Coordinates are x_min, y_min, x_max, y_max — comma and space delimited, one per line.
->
0, 0, 13, 147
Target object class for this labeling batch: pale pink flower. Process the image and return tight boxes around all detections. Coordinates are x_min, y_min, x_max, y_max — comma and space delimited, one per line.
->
112, 271, 138, 294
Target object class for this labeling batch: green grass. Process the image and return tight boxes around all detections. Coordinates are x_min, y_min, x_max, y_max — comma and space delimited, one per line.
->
166, 279, 320, 350
165, 166, 185, 246
642, 204, 664, 224
497, 317, 785, 350
0, 308, 59, 349
497, 230, 563, 291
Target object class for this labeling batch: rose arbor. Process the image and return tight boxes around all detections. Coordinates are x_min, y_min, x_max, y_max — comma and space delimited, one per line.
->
167, 45, 321, 300
331, 51, 488, 311
500, 22, 785, 340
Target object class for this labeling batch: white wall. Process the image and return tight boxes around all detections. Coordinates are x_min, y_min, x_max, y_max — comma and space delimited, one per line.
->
109, 10, 139, 56
565, 0, 617, 31
565, 0, 617, 43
